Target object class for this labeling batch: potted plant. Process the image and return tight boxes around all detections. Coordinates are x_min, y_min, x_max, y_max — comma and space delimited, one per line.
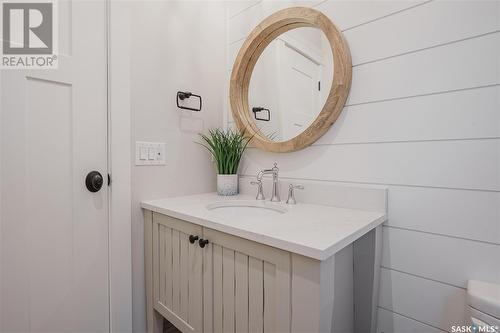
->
198, 128, 252, 196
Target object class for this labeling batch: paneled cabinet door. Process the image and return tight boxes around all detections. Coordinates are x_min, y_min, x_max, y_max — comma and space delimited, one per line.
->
152, 213, 203, 332
202, 228, 291, 333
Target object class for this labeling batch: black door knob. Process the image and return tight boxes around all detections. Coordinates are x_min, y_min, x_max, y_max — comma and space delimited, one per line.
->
199, 239, 209, 248
85, 171, 104, 193
189, 235, 199, 244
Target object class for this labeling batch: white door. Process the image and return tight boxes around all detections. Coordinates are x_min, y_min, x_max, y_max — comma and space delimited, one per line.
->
1, 1, 109, 332
278, 42, 322, 139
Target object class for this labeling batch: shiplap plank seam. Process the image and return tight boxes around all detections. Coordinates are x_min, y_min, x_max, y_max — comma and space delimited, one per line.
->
354, 29, 500, 68
239, 174, 500, 194
380, 266, 467, 291
341, 0, 433, 32
345, 83, 500, 108
233, 126, 500, 145
228, 0, 262, 20
378, 268, 467, 330
343, 82, 500, 107
384, 225, 500, 247
377, 306, 448, 333
228, 0, 432, 45
312, 137, 500, 146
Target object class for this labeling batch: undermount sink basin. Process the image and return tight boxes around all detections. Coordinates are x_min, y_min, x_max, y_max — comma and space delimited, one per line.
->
206, 200, 288, 216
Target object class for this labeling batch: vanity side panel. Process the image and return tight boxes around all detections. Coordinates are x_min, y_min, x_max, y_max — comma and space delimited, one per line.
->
353, 226, 382, 333
332, 245, 354, 333
144, 210, 163, 333
291, 254, 322, 333
320, 254, 336, 333
291, 248, 353, 333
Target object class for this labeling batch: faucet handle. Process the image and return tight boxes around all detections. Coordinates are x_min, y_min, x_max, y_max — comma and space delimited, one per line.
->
250, 180, 265, 200
286, 184, 304, 205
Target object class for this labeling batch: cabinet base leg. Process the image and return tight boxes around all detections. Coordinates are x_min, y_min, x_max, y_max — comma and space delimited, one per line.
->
147, 309, 164, 333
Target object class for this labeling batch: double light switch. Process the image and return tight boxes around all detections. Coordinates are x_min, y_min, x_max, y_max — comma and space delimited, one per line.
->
136, 141, 166, 165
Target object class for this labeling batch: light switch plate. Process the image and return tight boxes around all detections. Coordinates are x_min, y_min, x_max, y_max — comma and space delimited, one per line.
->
135, 141, 166, 165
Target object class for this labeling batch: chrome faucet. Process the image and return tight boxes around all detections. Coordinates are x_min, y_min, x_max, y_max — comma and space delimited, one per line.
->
256, 162, 280, 202
250, 180, 265, 200
286, 184, 304, 205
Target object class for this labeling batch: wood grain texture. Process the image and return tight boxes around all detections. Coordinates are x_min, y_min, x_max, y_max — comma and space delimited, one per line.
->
230, 7, 352, 152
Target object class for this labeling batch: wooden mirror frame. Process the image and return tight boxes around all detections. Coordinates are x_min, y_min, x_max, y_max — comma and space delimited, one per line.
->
230, 7, 352, 153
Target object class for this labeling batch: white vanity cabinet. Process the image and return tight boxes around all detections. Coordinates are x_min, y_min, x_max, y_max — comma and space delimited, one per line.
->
145, 210, 366, 333
143, 190, 387, 333
146, 212, 293, 333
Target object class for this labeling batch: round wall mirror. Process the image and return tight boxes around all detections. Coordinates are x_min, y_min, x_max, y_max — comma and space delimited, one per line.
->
230, 7, 352, 153
249, 27, 333, 142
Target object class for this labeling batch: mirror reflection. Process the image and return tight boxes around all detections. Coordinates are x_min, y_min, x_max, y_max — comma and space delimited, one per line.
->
248, 27, 334, 142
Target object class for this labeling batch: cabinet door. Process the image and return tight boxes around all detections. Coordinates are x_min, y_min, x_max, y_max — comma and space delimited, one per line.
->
202, 228, 291, 333
152, 213, 203, 332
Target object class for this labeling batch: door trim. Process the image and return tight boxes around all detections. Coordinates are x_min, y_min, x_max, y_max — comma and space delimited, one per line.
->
108, 1, 132, 332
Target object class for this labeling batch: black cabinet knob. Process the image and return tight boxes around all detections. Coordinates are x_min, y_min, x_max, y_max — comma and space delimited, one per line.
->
199, 239, 209, 248
189, 235, 199, 244
85, 171, 104, 193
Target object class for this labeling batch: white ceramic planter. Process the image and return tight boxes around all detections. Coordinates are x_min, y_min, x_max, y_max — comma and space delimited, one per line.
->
217, 174, 238, 196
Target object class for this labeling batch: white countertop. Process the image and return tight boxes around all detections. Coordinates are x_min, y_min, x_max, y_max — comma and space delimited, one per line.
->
141, 193, 387, 260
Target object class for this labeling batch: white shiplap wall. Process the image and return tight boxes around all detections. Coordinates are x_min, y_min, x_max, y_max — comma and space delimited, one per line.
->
225, 1, 500, 332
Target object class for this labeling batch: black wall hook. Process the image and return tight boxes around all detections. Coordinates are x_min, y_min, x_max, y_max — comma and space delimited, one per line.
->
176, 91, 202, 111
252, 107, 270, 121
